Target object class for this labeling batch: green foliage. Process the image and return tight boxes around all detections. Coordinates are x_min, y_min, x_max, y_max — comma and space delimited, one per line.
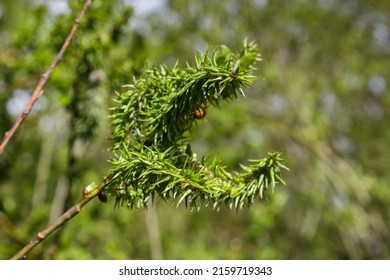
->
107, 41, 287, 209
112, 40, 260, 149
2, 0, 390, 260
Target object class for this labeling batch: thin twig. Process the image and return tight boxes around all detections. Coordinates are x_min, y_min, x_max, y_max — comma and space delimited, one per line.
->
0, 0, 92, 156
11, 174, 112, 260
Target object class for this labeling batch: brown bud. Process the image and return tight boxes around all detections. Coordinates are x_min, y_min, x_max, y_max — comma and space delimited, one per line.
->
98, 192, 108, 203
194, 108, 207, 119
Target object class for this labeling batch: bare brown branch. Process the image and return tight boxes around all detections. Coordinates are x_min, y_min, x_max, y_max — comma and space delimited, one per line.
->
0, 0, 92, 156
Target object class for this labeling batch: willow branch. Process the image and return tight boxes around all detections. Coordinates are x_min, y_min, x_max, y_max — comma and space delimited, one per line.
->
11, 174, 112, 260
0, 0, 92, 156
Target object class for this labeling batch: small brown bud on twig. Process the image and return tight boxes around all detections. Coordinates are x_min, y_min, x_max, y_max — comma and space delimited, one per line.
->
194, 108, 207, 119
98, 192, 108, 203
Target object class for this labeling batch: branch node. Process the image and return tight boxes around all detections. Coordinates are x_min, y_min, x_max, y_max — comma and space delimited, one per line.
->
37, 232, 44, 240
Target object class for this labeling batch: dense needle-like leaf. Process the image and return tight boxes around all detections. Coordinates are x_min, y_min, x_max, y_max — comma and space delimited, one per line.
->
106, 40, 288, 210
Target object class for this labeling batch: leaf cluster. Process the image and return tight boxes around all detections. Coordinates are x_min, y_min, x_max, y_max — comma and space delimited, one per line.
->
111, 39, 260, 149
107, 40, 287, 210
110, 147, 287, 210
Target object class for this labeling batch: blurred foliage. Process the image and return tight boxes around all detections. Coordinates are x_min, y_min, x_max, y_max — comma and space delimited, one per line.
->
0, 0, 389, 259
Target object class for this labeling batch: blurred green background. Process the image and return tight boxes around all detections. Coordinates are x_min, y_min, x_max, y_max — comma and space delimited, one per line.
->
0, 0, 389, 259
